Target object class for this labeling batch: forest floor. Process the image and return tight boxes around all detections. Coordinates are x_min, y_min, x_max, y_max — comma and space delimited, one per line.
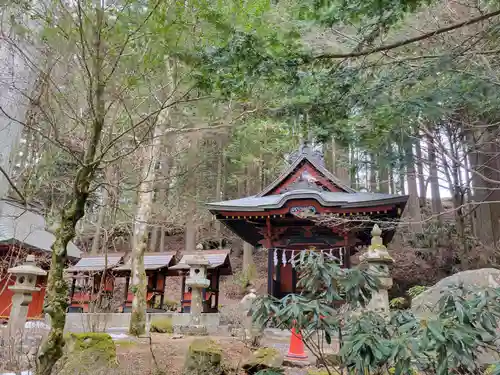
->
116, 333, 317, 375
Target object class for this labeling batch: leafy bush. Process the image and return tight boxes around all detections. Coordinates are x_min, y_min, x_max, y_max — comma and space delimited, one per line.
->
252, 251, 500, 375
150, 317, 173, 333
407, 285, 427, 299
389, 297, 407, 310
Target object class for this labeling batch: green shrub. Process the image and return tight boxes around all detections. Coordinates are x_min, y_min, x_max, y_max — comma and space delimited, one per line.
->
55, 332, 118, 374
150, 317, 173, 333
389, 297, 408, 310
163, 298, 179, 312
184, 338, 223, 375
407, 285, 427, 299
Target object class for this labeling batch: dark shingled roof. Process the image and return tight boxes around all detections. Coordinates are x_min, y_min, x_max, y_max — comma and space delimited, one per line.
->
114, 252, 175, 271
66, 254, 124, 272
207, 190, 408, 211
169, 249, 232, 275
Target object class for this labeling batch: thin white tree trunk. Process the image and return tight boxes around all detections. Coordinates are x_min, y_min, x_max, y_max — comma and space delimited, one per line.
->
129, 122, 165, 336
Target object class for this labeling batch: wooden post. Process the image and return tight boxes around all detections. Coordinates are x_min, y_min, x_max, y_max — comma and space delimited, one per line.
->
124, 276, 130, 305
180, 274, 186, 313
160, 274, 166, 309
70, 277, 76, 299
343, 234, 350, 268
275, 249, 281, 298
267, 250, 273, 296
214, 268, 220, 312
266, 216, 273, 296
292, 267, 297, 294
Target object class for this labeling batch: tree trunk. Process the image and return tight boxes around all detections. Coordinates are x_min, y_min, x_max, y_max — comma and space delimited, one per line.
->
405, 141, 423, 233
214, 140, 224, 248
184, 135, 198, 253
242, 162, 257, 281
129, 123, 165, 336
158, 143, 172, 252
389, 165, 396, 194
426, 131, 443, 223
90, 166, 113, 254
37, 5, 106, 374
370, 153, 377, 192
129, 54, 176, 335
379, 155, 390, 194
415, 138, 427, 207
332, 138, 349, 184
467, 126, 500, 245
398, 143, 406, 195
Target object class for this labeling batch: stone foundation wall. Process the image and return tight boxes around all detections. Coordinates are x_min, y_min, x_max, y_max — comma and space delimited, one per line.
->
50, 312, 220, 333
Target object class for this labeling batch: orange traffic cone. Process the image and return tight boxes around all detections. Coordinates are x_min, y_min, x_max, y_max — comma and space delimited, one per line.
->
285, 327, 308, 361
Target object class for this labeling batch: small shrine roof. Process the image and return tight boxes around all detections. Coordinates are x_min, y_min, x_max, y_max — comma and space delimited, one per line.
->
66, 253, 124, 273
114, 252, 175, 271
169, 249, 232, 275
207, 190, 408, 212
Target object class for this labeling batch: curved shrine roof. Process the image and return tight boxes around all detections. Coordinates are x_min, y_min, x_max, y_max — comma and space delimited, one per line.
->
207, 190, 408, 212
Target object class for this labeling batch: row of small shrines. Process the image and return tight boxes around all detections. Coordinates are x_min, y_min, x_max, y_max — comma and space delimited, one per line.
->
0, 246, 354, 320
0, 249, 232, 319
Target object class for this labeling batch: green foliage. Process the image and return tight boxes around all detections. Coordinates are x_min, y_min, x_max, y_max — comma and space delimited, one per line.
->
162, 298, 179, 312
290, 0, 433, 27
150, 317, 174, 334
253, 251, 379, 341
255, 369, 284, 375
407, 285, 427, 299
389, 297, 407, 310
184, 339, 223, 375
253, 251, 500, 375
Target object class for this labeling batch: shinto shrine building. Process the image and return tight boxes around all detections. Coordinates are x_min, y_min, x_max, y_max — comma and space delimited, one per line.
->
207, 142, 408, 298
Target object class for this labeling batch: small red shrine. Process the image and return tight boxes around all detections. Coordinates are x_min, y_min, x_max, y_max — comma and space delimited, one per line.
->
66, 252, 176, 312
113, 252, 176, 311
207, 142, 408, 298
0, 198, 81, 319
66, 253, 125, 312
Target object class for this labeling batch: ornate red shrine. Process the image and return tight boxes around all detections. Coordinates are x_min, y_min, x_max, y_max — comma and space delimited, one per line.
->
207, 142, 408, 298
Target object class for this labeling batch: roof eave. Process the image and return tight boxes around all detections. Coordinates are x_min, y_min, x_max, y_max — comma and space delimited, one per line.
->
208, 194, 409, 212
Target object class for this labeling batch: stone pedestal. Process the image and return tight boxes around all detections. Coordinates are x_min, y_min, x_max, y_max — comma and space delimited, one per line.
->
6, 255, 47, 336
359, 225, 393, 314
176, 252, 210, 336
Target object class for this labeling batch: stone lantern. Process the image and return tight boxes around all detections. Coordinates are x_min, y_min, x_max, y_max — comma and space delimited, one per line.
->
359, 225, 394, 314
7, 254, 47, 335
182, 252, 210, 335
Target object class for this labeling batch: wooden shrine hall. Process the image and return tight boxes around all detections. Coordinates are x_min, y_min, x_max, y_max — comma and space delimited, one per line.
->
207, 142, 408, 298
113, 252, 176, 311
